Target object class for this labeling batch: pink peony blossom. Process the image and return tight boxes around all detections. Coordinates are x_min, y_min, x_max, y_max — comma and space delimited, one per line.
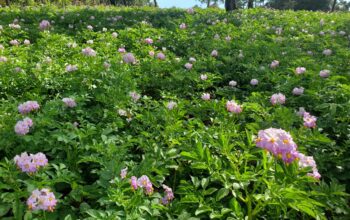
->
270, 60, 279, 69
18, 101, 40, 114
200, 74, 208, 81
184, 63, 193, 70
319, 69, 330, 78
66, 64, 78, 72
82, 47, 96, 57
211, 50, 218, 57
62, 98, 76, 108
14, 118, 33, 135
123, 53, 136, 64
303, 112, 317, 128
179, 23, 187, 29
157, 52, 166, 60
250, 79, 259, 86
144, 38, 153, 44
39, 20, 50, 30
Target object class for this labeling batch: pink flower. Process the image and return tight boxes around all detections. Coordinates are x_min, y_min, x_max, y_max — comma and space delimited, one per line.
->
27, 188, 57, 212
10, 39, 20, 46
137, 175, 153, 195
211, 50, 218, 57
131, 176, 138, 190
112, 32, 118, 38
120, 168, 128, 179
0, 56, 8, 62
184, 63, 193, 70
250, 79, 259, 86
129, 91, 141, 101
87, 25, 93, 31
226, 100, 242, 114
189, 57, 196, 63
187, 8, 194, 14
229, 80, 237, 87
118, 47, 126, 53
225, 36, 232, 41
144, 38, 153, 44
303, 112, 317, 128
319, 69, 330, 78
322, 49, 332, 56
82, 47, 96, 56
123, 53, 136, 64
179, 23, 187, 29
161, 184, 174, 205
295, 67, 306, 75
167, 101, 177, 110
292, 87, 304, 96
39, 20, 50, 30
62, 98, 77, 108
103, 62, 111, 69
23, 39, 30, 45
201, 93, 210, 101
14, 118, 33, 135
200, 74, 208, 81
270, 60, 279, 69
270, 93, 286, 105
66, 64, 78, 72
298, 153, 321, 179
18, 101, 40, 114
157, 52, 166, 60
14, 152, 47, 173
118, 109, 127, 116
256, 128, 298, 163
149, 51, 155, 57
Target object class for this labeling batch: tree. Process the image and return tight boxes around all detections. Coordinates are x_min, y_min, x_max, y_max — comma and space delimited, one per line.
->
225, 0, 237, 11
248, 0, 254, 8
331, 0, 337, 11
5, 0, 10, 6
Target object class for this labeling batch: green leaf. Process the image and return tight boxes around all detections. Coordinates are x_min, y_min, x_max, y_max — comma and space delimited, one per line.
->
216, 188, 230, 201
195, 205, 212, 216
181, 151, 198, 160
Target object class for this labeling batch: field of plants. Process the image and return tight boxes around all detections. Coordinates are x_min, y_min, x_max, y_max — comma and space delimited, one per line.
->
0, 5, 349, 220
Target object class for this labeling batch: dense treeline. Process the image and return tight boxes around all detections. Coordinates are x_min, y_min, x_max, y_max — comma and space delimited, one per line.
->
1, 0, 349, 11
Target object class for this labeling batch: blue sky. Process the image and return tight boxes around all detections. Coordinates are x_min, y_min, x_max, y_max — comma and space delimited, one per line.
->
158, 0, 224, 8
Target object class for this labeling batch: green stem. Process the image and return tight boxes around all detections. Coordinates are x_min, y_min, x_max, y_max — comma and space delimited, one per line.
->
247, 195, 252, 220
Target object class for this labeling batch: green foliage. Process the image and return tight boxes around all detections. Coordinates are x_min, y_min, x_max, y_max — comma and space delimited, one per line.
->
0, 5, 349, 220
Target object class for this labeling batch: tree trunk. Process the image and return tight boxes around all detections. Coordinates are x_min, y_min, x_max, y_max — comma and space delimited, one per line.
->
331, 0, 337, 11
248, 0, 254, 8
5, 0, 10, 6
207, 0, 211, 8
225, 0, 237, 11
154, 0, 158, 7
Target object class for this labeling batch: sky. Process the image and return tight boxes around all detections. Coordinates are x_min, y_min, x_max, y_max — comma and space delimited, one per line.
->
158, 0, 224, 8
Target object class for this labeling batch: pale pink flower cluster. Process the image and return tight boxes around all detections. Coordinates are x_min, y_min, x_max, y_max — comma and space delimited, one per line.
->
184, 63, 193, 70
112, 32, 118, 38
270, 60, 279, 69
226, 100, 242, 114
144, 38, 153, 44
23, 39, 30, 45
14, 152, 48, 173
303, 112, 317, 128
123, 53, 136, 64
0, 56, 8, 62
211, 50, 218, 57
319, 69, 330, 78
201, 93, 210, 101
27, 188, 57, 212
82, 47, 96, 56
18, 101, 40, 114
256, 128, 299, 163
200, 74, 208, 81
130, 175, 154, 195
14, 118, 33, 135
250, 79, 259, 86
62, 98, 77, 108
270, 93, 286, 105
189, 57, 196, 63
322, 49, 332, 56
39, 20, 50, 30
130, 91, 141, 101
9, 23, 21, 29
10, 39, 20, 46
66, 64, 78, 72
298, 153, 321, 179
179, 23, 187, 29
187, 8, 194, 14
295, 67, 306, 75
118, 47, 126, 53
229, 80, 237, 87
120, 167, 128, 179
292, 87, 304, 96
167, 101, 177, 110
161, 184, 175, 205
157, 52, 166, 60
